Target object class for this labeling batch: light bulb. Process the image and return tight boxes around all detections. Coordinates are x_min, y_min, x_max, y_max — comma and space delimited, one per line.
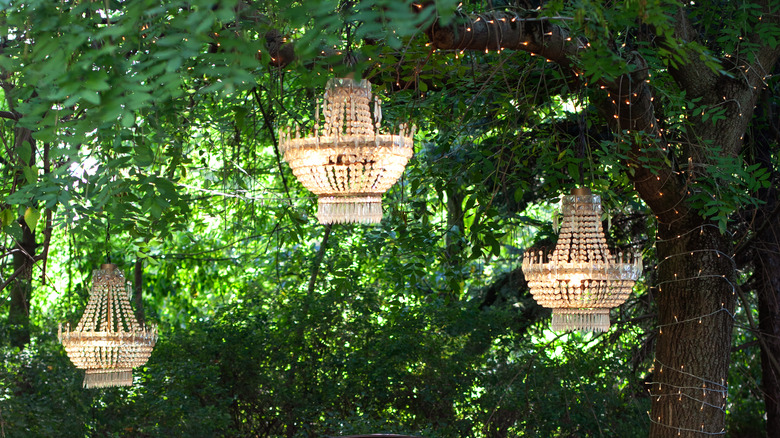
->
569, 274, 586, 287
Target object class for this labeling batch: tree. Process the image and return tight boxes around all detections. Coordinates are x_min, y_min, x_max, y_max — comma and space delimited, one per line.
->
430, 3, 779, 436
269, 1, 780, 433
0, 1, 778, 437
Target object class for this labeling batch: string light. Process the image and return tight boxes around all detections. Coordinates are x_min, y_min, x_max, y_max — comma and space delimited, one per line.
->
648, 415, 725, 436
647, 221, 737, 436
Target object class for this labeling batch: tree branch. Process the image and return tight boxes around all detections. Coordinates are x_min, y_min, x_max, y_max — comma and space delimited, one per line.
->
308, 224, 332, 295
39, 143, 53, 285
664, 6, 719, 98
737, 284, 780, 381
427, 10, 688, 226
0, 257, 38, 293
0, 111, 19, 121
252, 87, 292, 202
748, 0, 780, 77
428, 11, 584, 73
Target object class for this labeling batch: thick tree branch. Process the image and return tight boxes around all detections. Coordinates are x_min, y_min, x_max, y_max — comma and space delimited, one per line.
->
428, 11, 584, 71
749, 0, 780, 73
0, 111, 19, 121
670, 3, 779, 161
664, 7, 719, 98
427, 11, 688, 226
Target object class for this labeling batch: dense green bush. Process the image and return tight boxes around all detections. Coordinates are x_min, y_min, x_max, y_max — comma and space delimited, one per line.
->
1, 291, 650, 437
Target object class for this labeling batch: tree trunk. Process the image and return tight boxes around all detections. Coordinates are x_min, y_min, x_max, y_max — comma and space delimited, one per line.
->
750, 79, 780, 437
133, 257, 145, 325
757, 226, 780, 438
445, 188, 466, 298
8, 127, 36, 349
9, 220, 35, 349
650, 224, 736, 437
753, 156, 780, 436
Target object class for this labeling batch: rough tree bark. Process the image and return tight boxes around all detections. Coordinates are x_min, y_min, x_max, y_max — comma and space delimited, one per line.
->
752, 87, 780, 437
756, 170, 780, 438
425, 4, 779, 437
651, 6, 779, 436
651, 224, 735, 436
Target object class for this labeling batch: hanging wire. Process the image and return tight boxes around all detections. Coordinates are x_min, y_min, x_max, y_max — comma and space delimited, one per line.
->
577, 109, 587, 187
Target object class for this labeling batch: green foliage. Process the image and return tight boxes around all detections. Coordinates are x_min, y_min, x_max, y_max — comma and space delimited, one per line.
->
1, 293, 649, 437
0, 0, 777, 436
727, 300, 766, 438
0, 337, 91, 437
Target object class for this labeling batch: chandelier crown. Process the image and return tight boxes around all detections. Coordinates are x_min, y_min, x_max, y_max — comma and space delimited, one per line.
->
522, 188, 642, 332
60, 264, 157, 388
322, 78, 375, 137
279, 77, 413, 224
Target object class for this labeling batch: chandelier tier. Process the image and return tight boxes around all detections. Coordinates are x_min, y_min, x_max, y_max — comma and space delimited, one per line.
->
279, 77, 414, 224
59, 264, 157, 388
522, 188, 642, 332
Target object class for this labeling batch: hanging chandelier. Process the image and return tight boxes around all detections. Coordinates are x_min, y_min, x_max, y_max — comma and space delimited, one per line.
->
522, 188, 642, 332
279, 77, 414, 224
59, 264, 157, 388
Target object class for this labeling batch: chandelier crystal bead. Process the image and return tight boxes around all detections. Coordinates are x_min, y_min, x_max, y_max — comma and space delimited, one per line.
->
522, 187, 642, 332
59, 264, 157, 388
279, 77, 414, 224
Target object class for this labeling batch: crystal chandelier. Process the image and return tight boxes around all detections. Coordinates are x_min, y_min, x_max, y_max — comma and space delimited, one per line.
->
522, 188, 642, 332
59, 264, 157, 388
279, 77, 414, 224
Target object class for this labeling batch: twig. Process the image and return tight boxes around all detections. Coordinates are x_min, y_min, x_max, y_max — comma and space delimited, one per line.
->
251, 87, 291, 202
151, 232, 268, 259
0, 263, 30, 293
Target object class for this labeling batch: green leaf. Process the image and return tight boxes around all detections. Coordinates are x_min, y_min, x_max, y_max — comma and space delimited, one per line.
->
22, 166, 38, 184
23, 207, 41, 232
121, 113, 136, 128
1, 208, 14, 228
80, 90, 101, 105
17, 141, 32, 164
567, 162, 580, 183
135, 144, 155, 167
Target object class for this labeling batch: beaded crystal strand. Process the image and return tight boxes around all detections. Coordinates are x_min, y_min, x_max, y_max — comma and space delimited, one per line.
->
60, 264, 157, 388
279, 77, 414, 224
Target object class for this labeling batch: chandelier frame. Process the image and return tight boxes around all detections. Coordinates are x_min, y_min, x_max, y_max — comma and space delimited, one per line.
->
522, 187, 642, 332
60, 263, 157, 388
279, 77, 413, 224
